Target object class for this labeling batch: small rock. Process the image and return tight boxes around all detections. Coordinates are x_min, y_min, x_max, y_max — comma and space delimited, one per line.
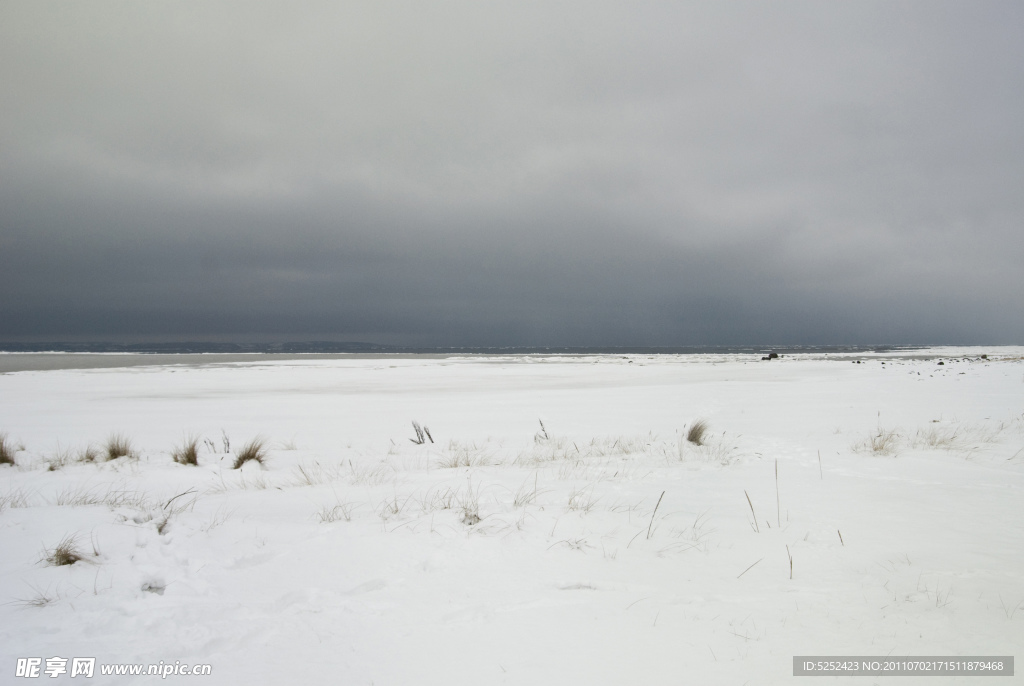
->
142, 581, 166, 595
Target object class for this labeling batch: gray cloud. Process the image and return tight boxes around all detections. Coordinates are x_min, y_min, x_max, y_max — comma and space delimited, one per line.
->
2, 2, 1022, 345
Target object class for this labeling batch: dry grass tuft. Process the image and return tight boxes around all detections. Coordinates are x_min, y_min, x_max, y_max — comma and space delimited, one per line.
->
660, 509, 715, 555
104, 433, 135, 461
78, 445, 100, 463
694, 438, 740, 465
566, 485, 599, 513
410, 421, 433, 445
686, 419, 710, 446
316, 499, 355, 523
438, 440, 496, 469
458, 484, 481, 526
855, 428, 902, 456
25, 592, 57, 607
912, 425, 963, 450
852, 417, 1022, 459
1, 487, 32, 511
416, 486, 457, 514
376, 491, 411, 522
153, 488, 197, 534
534, 419, 550, 443
912, 420, 1011, 453
51, 484, 150, 509
0, 433, 16, 465
45, 535, 85, 566
513, 473, 543, 508
347, 460, 395, 486
201, 506, 233, 532
15, 584, 60, 608
232, 437, 267, 469
516, 433, 670, 465
172, 436, 200, 466
293, 462, 332, 487
45, 445, 75, 471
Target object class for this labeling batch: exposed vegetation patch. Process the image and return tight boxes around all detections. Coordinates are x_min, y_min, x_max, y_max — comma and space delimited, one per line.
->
515, 433, 671, 465
458, 484, 481, 526
855, 428, 902, 456
410, 421, 433, 445
104, 433, 135, 461
854, 418, 1021, 458
172, 436, 200, 466
44, 535, 85, 567
51, 485, 150, 509
686, 419, 710, 446
0, 488, 32, 512
347, 461, 396, 486
0, 433, 17, 465
16, 586, 60, 608
437, 440, 496, 469
316, 500, 355, 523
232, 437, 268, 469
44, 445, 75, 471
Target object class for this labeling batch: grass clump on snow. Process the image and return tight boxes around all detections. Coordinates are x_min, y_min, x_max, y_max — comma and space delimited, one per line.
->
78, 445, 100, 463
566, 485, 598, 513
686, 419, 710, 446
0, 488, 32, 511
316, 499, 355, 523
172, 435, 200, 466
348, 461, 396, 486
294, 462, 330, 486
410, 421, 433, 445
232, 437, 268, 469
17, 586, 60, 608
44, 445, 75, 471
45, 535, 85, 566
104, 433, 135, 461
855, 428, 902, 456
460, 504, 481, 526
51, 485, 149, 509
0, 433, 17, 465
513, 474, 542, 508
458, 486, 481, 526
438, 440, 496, 469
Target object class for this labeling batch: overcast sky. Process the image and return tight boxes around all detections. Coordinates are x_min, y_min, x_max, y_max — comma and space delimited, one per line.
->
2, 2, 1022, 346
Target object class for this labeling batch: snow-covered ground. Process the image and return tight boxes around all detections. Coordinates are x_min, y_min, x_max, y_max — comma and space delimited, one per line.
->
1, 349, 1022, 684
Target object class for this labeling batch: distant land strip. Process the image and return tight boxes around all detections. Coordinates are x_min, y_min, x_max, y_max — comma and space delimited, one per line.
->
0, 341, 911, 355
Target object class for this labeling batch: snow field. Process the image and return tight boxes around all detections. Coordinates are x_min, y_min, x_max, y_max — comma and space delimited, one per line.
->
1, 350, 1023, 684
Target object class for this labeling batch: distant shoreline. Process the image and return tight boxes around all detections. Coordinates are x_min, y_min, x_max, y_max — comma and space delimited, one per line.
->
0, 341, 939, 355
0, 346, 1014, 374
